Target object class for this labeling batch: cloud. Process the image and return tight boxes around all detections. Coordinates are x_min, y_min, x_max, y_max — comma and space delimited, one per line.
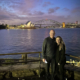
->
0, 6, 19, 20
0, 15, 11, 20
0, 0, 41, 15
71, 7, 80, 13
0, 7, 11, 20
55, 7, 60, 10
31, 14, 74, 23
48, 7, 60, 14
0, 11, 79, 25
0, 0, 80, 25
34, 11, 44, 15
63, 8, 70, 11
43, 2, 52, 7
48, 8, 54, 14
0, 5, 28, 24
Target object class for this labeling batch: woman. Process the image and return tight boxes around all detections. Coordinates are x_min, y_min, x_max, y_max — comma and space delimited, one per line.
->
55, 36, 66, 80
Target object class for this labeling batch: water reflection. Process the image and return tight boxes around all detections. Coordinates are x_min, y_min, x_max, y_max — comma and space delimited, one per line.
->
27, 29, 31, 39
27, 29, 33, 46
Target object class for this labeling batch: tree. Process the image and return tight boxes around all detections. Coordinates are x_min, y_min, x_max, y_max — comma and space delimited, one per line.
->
5, 24, 9, 29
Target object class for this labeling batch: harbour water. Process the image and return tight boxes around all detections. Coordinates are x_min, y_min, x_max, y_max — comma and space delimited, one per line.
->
0, 28, 80, 61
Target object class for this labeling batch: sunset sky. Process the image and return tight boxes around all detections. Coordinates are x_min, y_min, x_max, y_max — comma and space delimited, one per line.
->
0, 0, 80, 25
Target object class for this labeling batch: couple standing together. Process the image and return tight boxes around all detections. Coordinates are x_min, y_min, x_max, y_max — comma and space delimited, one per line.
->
42, 29, 66, 80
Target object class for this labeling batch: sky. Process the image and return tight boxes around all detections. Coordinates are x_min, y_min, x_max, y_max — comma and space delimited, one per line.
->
0, 0, 80, 25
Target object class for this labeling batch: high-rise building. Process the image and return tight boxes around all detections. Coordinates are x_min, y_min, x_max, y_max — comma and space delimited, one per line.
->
62, 22, 65, 28
75, 21, 78, 24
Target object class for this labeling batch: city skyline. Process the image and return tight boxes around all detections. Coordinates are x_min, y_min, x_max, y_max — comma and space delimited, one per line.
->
0, 0, 80, 25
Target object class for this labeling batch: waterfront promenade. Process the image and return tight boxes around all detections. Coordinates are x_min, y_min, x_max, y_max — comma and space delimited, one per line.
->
0, 51, 80, 80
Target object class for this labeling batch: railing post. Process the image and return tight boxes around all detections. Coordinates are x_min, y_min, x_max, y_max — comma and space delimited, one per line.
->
22, 54, 27, 64
39, 52, 41, 77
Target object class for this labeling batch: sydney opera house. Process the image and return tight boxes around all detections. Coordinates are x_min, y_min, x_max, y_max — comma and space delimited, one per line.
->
19, 21, 36, 29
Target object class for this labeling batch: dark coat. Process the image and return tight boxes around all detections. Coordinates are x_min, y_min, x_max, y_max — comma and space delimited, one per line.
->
55, 44, 66, 65
42, 36, 57, 59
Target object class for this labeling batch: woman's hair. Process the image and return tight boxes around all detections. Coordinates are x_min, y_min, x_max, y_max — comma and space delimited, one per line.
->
56, 36, 65, 51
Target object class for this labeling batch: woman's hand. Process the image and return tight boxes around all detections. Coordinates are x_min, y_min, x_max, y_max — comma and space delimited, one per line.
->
58, 63, 60, 65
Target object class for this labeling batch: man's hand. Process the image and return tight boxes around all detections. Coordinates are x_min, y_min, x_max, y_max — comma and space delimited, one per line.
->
58, 63, 60, 65
42, 59, 46, 62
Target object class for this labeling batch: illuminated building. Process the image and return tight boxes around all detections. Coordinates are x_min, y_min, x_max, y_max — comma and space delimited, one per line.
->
20, 21, 35, 29
62, 22, 65, 28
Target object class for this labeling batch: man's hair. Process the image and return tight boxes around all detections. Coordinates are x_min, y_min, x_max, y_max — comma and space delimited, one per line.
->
50, 29, 55, 32
50, 29, 55, 34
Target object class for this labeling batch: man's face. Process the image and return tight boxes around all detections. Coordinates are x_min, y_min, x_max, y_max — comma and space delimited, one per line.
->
49, 30, 55, 38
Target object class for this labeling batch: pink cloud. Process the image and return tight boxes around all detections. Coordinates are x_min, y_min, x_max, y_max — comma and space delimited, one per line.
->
0, 0, 41, 15
0, 5, 79, 25
0, 0, 80, 25
0, 13, 79, 25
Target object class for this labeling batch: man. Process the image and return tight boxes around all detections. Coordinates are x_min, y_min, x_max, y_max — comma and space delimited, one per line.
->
42, 29, 56, 80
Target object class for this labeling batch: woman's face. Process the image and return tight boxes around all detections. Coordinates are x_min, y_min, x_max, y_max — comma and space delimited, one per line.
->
56, 37, 60, 44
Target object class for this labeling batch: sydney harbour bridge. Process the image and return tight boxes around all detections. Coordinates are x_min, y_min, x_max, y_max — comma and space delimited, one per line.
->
24, 19, 80, 28
33, 19, 62, 28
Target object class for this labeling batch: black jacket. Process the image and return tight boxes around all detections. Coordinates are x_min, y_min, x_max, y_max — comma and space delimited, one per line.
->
42, 36, 57, 59
55, 44, 66, 65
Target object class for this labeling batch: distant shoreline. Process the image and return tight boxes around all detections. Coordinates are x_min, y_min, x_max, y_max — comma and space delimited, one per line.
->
0, 27, 80, 30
